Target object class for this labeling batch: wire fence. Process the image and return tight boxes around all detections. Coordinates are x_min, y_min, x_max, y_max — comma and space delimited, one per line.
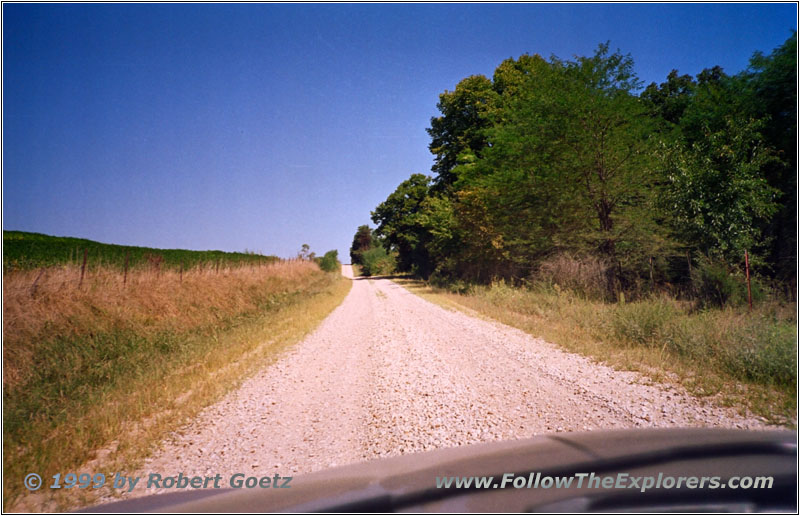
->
3, 250, 314, 298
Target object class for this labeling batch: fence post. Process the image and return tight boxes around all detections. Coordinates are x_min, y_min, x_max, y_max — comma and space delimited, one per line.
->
180, 261, 184, 283
124, 251, 129, 286
79, 248, 88, 288
30, 267, 45, 297
745, 250, 753, 312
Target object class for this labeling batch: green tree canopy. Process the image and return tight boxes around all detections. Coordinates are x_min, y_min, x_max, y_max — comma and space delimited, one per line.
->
349, 225, 376, 265
371, 174, 435, 277
365, 34, 796, 296
427, 75, 496, 191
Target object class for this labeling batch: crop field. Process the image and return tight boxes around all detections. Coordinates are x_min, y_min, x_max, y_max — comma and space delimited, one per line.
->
3, 231, 349, 510
3, 231, 279, 272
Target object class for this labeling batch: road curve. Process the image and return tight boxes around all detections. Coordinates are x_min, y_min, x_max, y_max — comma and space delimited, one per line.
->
93, 266, 771, 503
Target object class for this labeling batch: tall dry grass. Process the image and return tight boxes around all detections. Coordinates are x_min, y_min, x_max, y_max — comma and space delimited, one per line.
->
536, 252, 610, 300
3, 260, 349, 511
4, 260, 320, 391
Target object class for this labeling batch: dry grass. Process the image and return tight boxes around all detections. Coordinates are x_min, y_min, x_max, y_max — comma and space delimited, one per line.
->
537, 252, 610, 300
3, 261, 351, 511
4, 260, 319, 390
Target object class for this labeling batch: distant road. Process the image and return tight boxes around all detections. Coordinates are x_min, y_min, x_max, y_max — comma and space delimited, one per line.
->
92, 269, 771, 503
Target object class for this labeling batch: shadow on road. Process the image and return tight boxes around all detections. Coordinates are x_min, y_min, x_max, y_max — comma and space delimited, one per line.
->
352, 274, 416, 281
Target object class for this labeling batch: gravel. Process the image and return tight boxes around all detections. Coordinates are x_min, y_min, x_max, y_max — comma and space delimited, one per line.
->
91, 265, 773, 505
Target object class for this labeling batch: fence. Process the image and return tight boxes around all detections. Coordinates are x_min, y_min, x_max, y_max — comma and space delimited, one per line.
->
4, 249, 315, 298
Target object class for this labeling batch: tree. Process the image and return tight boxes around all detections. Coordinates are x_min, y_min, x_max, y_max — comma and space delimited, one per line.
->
661, 115, 780, 265
297, 243, 312, 260
372, 38, 795, 296
744, 32, 796, 162
349, 225, 375, 265
648, 34, 794, 278
371, 173, 434, 277
556, 44, 659, 287
427, 75, 497, 191
462, 44, 663, 291
641, 69, 696, 126
740, 32, 796, 282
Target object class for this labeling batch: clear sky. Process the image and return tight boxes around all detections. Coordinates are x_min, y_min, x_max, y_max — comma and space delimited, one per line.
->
3, 3, 796, 259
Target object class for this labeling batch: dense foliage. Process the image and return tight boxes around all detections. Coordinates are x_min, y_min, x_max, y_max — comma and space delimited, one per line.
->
359, 246, 396, 277
349, 225, 376, 265
349, 225, 396, 276
318, 249, 340, 273
364, 34, 796, 302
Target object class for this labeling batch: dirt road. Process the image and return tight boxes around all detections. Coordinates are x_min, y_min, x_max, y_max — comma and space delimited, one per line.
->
95, 265, 770, 502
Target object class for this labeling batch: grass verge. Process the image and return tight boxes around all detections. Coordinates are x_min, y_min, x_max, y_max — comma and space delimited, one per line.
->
4, 262, 351, 511
396, 278, 796, 427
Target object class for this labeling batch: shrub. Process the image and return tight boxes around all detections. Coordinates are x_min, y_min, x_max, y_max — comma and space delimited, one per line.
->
691, 256, 765, 307
318, 250, 340, 273
612, 300, 796, 388
718, 315, 797, 387
536, 253, 610, 300
429, 272, 473, 294
612, 297, 680, 346
360, 247, 395, 276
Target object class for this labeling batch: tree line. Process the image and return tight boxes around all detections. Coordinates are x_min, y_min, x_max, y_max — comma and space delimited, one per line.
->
353, 34, 796, 302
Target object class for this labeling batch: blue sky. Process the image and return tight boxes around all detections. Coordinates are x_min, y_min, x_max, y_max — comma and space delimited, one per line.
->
3, 3, 796, 259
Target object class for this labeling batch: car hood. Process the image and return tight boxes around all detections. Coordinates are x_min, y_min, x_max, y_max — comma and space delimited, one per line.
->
82, 427, 796, 513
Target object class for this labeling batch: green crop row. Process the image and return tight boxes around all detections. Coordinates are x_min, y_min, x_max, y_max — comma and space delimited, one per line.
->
3, 231, 279, 272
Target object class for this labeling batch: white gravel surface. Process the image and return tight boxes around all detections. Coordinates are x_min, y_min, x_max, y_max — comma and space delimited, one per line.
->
93, 265, 772, 504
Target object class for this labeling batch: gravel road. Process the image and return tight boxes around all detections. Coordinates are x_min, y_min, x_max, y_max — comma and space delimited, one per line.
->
95, 264, 771, 503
